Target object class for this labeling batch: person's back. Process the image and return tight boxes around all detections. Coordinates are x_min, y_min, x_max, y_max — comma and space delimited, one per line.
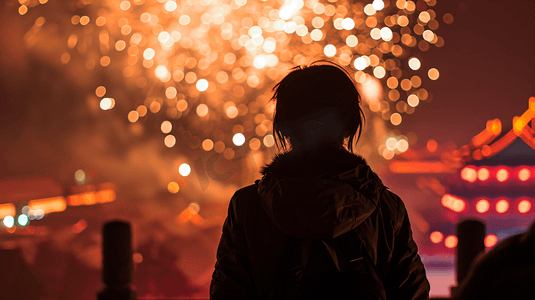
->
210, 61, 430, 299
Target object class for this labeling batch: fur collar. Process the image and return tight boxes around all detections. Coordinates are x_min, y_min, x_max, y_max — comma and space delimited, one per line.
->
260, 145, 368, 179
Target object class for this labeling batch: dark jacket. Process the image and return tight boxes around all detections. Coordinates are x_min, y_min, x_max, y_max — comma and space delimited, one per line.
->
210, 146, 430, 299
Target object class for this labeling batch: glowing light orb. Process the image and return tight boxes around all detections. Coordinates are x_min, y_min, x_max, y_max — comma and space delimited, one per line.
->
342, 18, 355, 30
164, 135, 176, 148
168, 182, 179, 193
74, 169, 86, 183
188, 202, 200, 214
444, 235, 458, 248
496, 199, 509, 213
461, 167, 477, 183
477, 168, 489, 181
323, 44, 336, 57
128, 111, 139, 123
346, 35, 358, 47
380, 27, 392, 41
154, 65, 169, 79
476, 199, 490, 213
161, 121, 172, 134
354, 57, 368, 70
385, 137, 398, 150
233, 133, 245, 146
518, 200, 531, 213
408, 58, 421, 70
430, 231, 444, 244
428, 68, 440, 80
396, 139, 409, 152
3, 216, 15, 228
196, 79, 209, 92
18, 214, 29, 226
390, 113, 402, 126
484, 234, 498, 248
518, 168, 531, 181
100, 98, 113, 110
164, 1, 177, 12
179, 163, 191, 176
496, 168, 509, 182
372, 0, 384, 11
263, 134, 275, 147
407, 94, 419, 107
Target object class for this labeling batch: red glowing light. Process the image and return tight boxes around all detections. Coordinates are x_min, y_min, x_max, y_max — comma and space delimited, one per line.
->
484, 234, 498, 248
445, 235, 458, 248
461, 167, 477, 183
496, 199, 509, 213
133, 253, 143, 264
476, 199, 490, 213
496, 168, 509, 182
518, 168, 531, 181
518, 200, 531, 213
73, 219, 88, 234
477, 168, 490, 181
430, 231, 444, 243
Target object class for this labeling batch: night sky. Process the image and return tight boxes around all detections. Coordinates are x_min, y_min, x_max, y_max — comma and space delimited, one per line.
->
399, 0, 535, 147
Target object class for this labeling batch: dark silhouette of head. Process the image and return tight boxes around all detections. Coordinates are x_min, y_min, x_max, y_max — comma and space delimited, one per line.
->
270, 60, 364, 153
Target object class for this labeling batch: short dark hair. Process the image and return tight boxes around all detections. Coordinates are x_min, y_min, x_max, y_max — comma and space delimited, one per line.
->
269, 60, 365, 153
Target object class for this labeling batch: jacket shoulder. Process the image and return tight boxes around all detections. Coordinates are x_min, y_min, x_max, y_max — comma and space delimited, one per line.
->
379, 188, 407, 228
228, 184, 261, 217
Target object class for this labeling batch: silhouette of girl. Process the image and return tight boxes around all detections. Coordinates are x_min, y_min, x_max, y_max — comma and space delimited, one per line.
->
211, 61, 430, 300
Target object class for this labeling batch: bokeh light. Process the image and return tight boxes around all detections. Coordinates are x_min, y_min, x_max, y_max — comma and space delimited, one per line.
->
484, 234, 498, 248
518, 168, 531, 181
3, 216, 15, 228
496, 168, 509, 182
518, 200, 531, 213
444, 235, 458, 248
20, 0, 451, 184
496, 199, 509, 213
477, 168, 489, 181
179, 163, 191, 176
476, 199, 490, 213
430, 231, 444, 244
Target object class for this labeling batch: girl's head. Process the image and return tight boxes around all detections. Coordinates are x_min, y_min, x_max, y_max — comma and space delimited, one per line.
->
270, 60, 365, 153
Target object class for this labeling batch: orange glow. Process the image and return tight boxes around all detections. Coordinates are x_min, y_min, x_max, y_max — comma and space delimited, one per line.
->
518, 168, 531, 181
472, 119, 501, 148
430, 231, 444, 243
441, 194, 466, 212
28, 197, 67, 214
98, 189, 116, 203
68, 190, 116, 206
444, 235, 458, 248
0, 203, 16, 219
426, 139, 438, 153
496, 199, 509, 213
452, 199, 465, 212
477, 168, 490, 181
389, 161, 450, 173
461, 166, 477, 182
496, 168, 509, 182
73, 219, 87, 234
489, 118, 502, 134
484, 234, 498, 248
475, 199, 490, 213
518, 200, 531, 213
481, 129, 517, 159
168, 182, 180, 194
133, 253, 143, 264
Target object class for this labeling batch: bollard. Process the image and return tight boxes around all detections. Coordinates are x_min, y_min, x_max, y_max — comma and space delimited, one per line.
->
97, 220, 136, 300
456, 219, 485, 285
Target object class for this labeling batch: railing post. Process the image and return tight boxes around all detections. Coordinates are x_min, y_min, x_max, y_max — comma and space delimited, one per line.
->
453, 218, 485, 297
98, 220, 136, 300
